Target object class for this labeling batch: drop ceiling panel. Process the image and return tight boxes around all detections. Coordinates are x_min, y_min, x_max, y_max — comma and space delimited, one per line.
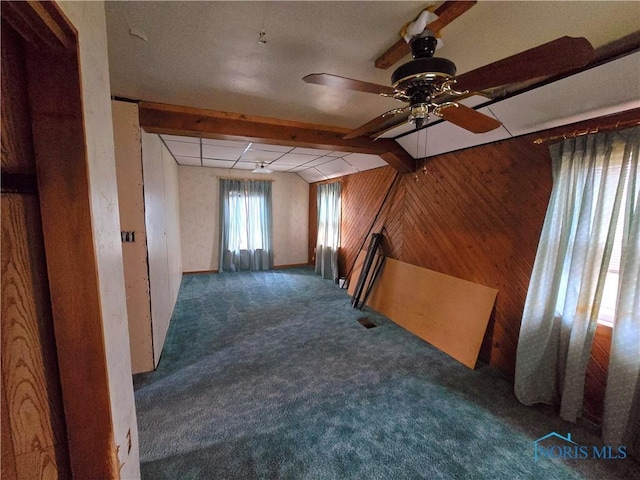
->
263, 163, 293, 172
343, 153, 387, 171
202, 159, 236, 168
201, 138, 250, 149
250, 143, 294, 152
163, 140, 200, 158
273, 153, 319, 165
488, 52, 640, 137
201, 145, 244, 160
288, 165, 311, 172
291, 147, 333, 156
316, 158, 359, 177
233, 162, 257, 170
298, 168, 328, 183
174, 155, 202, 166
240, 149, 285, 162
303, 157, 337, 167
161, 134, 199, 143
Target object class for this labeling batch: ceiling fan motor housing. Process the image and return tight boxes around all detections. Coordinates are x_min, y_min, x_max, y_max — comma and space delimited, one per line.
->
391, 32, 456, 90
391, 57, 457, 90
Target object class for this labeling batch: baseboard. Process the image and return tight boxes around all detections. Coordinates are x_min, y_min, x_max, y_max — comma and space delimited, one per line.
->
273, 263, 313, 270
183, 265, 311, 274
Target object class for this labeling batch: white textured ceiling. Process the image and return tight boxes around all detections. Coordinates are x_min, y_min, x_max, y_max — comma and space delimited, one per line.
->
105, 1, 640, 133
160, 134, 388, 183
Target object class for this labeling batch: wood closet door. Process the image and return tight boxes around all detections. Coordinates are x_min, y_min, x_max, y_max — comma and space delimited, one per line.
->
1, 21, 70, 479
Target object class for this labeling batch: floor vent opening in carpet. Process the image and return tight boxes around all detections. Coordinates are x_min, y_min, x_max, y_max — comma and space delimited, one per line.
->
357, 317, 377, 329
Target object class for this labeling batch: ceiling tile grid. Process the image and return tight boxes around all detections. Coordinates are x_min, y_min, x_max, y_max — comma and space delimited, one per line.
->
160, 134, 388, 183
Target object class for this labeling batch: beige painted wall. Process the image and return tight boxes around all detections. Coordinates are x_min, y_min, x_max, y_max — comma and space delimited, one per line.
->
57, 1, 140, 477
163, 142, 183, 305
141, 132, 182, 366
179, 167, 309, 272
112, 100, 154, 374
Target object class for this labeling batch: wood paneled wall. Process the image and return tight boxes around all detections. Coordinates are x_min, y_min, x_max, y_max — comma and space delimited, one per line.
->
583, 324, 611, 424
318, 136, 552, 376
309, 109, 640, 421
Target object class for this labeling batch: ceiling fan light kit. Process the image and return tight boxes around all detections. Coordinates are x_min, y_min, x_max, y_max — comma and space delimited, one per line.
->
252, 162, 273, 174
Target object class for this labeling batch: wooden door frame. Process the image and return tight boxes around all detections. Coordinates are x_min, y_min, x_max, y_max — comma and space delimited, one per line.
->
2, 1, 120, 477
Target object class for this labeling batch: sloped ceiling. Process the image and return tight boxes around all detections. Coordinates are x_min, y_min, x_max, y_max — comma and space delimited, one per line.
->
395, 51, 640, 158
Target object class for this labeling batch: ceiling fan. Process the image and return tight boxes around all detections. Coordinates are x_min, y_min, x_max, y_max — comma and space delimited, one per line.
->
303, 2, 595, 140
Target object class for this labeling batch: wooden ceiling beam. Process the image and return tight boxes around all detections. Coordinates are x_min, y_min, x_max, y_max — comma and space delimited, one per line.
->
138, 101, 416, 173
374, 1, 477, 70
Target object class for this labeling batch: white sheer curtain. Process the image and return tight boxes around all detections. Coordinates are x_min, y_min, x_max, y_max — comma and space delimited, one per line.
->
315, 182, 341, 282
515, 126, 639, 453
603, 127, 640, 452
219, 179, 273, 272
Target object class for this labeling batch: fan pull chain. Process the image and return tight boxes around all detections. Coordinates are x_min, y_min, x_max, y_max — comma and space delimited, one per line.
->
414, 129, 420, 182
414, 116, 430, 182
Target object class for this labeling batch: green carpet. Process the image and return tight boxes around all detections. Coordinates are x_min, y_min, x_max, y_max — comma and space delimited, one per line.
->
133, 267, 639, 479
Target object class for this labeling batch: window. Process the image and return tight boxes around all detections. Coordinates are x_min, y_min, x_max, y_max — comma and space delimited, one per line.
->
515, 126, 639, 427
227, 188, 267, 251
597, 182, 624, 326
219, 179, 273, 271
545, 138, 635, 328
593, 151, 631, 326
315, 182, 342, 281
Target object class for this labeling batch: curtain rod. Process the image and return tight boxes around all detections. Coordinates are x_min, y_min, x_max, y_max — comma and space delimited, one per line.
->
533, 119, 640, 145
217, 176, 275, 182
314, 178, 343, 186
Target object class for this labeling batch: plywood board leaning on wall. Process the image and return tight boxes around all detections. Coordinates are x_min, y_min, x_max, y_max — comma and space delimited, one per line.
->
350, 252, 497, 368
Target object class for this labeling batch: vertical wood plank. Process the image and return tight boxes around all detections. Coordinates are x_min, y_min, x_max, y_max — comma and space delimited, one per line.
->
583, 324, 612, 423
1, 194, 69, 479
1, 367, 18, 480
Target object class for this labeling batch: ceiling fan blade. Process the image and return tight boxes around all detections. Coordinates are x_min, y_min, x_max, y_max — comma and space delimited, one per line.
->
437, 104, 502, 133
375, 1, 477, 70
455, 36, 595, 92
343, 108, 410, 139
303, 73, 395, 96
